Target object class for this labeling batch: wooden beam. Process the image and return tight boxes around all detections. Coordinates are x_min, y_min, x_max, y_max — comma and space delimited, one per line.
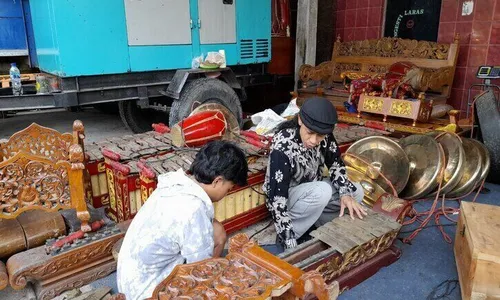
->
294, 0, 318, 90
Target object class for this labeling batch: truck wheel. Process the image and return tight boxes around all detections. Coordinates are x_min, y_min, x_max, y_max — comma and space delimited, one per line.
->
169, 78, 242, 128
119, 100, 167, 133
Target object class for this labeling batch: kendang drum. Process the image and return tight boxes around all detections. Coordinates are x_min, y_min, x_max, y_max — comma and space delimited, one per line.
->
171, 110, 227, 147
171, 103, 240, 148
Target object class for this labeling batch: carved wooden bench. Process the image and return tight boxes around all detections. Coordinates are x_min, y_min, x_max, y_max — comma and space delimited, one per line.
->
0, 121, 91, 232
297, 34, 460, 108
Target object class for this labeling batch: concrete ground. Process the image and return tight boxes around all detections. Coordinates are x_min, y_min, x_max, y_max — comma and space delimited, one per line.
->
0, 108, 131, 143
1, 109, 498, 300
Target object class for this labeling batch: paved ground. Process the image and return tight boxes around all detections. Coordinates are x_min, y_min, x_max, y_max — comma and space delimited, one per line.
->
0, 108, 132, 143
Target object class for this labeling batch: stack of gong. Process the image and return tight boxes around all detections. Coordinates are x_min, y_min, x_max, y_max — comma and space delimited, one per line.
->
343, 132, 491, 203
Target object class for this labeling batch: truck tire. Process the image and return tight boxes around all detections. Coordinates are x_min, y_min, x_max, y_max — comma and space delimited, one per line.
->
119, 100, 167, 133
169, 78, 242, 128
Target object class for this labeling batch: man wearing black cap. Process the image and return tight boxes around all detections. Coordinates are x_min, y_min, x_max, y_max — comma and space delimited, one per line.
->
263, 97, 367, 249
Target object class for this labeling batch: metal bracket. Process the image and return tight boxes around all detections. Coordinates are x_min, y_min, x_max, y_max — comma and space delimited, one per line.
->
137, 86, 149, 108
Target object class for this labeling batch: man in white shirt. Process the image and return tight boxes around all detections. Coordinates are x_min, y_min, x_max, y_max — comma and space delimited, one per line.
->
117, 141, 248, 300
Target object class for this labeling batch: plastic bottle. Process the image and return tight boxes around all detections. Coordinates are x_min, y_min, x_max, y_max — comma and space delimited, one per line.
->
9, 63, 23, 96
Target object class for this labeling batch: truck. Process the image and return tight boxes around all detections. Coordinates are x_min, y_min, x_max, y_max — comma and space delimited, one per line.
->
0, 0, 274, 133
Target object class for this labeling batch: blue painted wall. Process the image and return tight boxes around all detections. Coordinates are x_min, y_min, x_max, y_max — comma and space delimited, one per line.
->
28, 0, 271, 77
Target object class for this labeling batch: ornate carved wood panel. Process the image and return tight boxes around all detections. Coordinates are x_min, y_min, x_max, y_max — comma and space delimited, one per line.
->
148, 234, 338, 300
0, 121, 91, 231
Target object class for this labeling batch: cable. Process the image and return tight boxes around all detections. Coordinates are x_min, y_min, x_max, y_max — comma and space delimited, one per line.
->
426, 279, 459, 300
250, 185, 267, 196
249, 221, 274, 240
398, 224, 456, 235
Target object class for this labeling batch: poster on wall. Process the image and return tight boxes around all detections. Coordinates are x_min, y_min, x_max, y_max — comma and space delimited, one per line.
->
383, 0, 442, 41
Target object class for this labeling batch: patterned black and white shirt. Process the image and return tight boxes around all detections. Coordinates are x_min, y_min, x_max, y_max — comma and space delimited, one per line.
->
262, 127, 357, 248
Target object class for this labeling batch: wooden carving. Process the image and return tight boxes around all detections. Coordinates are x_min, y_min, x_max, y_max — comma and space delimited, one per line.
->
0, 123, 73, 162
410, 66, 454, 92
0, 261, 7, 290
148, 234, 337, 300
337, 37, 451, 60
36, 260, 116, 300
0, 121, 91, 232
299, 61, 336, 86
297, 35, 459, 104
7, 230, 123, 293
357, 93, 433, 126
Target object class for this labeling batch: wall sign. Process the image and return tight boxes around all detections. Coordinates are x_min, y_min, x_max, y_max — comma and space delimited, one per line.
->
383, 0, 442, 41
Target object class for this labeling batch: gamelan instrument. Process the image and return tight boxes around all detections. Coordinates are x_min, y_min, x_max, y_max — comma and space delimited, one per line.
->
344, 132, 491, 200
170, 103, 240, 148
147, 234, 337, 300
86, 130, 174, 208
277, 193, 411, 292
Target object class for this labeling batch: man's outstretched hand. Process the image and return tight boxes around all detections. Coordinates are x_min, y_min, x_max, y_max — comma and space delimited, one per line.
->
339, 195, 368, 220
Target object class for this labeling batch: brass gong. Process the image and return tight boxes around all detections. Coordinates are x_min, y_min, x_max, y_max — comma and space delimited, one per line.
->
426, 132, 465, 196
469, 139, 491, 184
399, 135, 445, 199
346, 166, 386, 207
447, 138, 483, 198
346, 136, 410, 194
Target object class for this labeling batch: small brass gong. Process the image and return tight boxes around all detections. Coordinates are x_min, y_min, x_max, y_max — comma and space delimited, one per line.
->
346, 166, 386, 207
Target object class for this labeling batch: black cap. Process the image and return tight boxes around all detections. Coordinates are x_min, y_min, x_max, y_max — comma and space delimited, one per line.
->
299, 97, 337, 134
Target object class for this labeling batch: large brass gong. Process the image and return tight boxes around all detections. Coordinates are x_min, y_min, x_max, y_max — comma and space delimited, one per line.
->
399, 135, 445, 199
426, 132, 465, 196
447, 138, 483, 198
346, 136, 410, 194
469, 139, 491, 184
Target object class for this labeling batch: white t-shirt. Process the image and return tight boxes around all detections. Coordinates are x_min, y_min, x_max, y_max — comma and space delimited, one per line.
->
117, 169, 214, 300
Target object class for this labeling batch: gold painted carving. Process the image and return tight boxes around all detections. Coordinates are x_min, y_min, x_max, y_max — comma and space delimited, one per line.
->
362, 98, 384, 112
389, 101, 412, 116
337, 37, 450, 60
299, 61, 336, 85
317, 230, 398, 282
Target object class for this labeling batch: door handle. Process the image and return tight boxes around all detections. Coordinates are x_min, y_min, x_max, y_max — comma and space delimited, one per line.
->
198, 19, 201, 29
223, 0, 233, 4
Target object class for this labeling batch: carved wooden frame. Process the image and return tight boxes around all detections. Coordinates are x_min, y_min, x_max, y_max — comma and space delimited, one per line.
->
299, 35, 460, 100
0, 121, 91, 232
148, 234, 338, 300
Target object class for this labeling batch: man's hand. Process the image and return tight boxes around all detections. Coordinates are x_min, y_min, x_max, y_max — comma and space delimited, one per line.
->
339, 195, 368, 220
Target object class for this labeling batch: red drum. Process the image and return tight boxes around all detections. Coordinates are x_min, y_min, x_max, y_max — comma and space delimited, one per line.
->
171, 110, 227, 147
